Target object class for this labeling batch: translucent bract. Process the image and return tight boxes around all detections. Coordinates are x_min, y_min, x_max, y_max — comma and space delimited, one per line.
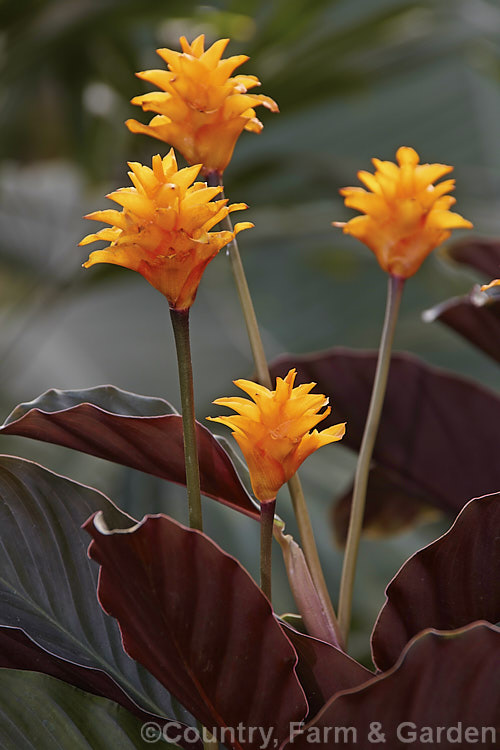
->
80, 150, 252, 309
126, 34, 279, 175
335, 146, 472, 279
208, 369, 345, 503
481, 279, 500, 292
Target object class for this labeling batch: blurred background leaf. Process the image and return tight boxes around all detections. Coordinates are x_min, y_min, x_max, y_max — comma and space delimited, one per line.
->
2, 0, 500, 664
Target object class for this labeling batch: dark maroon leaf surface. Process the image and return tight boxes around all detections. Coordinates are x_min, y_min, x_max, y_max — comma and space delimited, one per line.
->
423, 292, 500, 364
371, 492, 500, 671
442, 236, 500, 278
0, 386, 259, 520
332, 465, 437, 546
271, 349, 500, 520
282, 623, 500, 750
85, 512, 308, 750
281, 624, 372, 721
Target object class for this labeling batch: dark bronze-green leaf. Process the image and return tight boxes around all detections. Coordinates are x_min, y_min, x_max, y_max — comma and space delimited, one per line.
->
0, 455, 194, 727
0, 670, 177, 749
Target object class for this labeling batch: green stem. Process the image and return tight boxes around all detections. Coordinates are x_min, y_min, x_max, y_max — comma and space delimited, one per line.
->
169, 307, 203, 531
286, 472, 344, 648
207, 172, 272, 389
220, 216, 271, 387
337, 275, 405, 646
260, 498, 276, 601
208, 171, 337, 628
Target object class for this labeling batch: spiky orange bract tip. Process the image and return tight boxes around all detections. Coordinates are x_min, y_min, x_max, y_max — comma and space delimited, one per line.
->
207, 369, 346, 503
126, 34, 279, 175
79, 149, 252, 309
334, 146, 473, 279
481, 279, 500, 292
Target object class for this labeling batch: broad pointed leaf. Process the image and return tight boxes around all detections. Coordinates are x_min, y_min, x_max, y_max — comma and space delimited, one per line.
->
271, 349, 500, 532
0, 455, 195, 730
84, 512, 308, 750
0, 670, 176, 749
424, 237, 500, 363
0, 627, 145, 715
371, 492, 500, 671
282, 623, 500, 749
0, 386, 259, 520
442, 236, 500, 278
281, 623, 372, 721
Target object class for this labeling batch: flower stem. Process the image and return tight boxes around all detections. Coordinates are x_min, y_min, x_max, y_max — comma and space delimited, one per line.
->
208, 172, 338, 626
169, 307, 203, 531
213, 181, 271, 389
260, 498, 276, 601
337, 275, 404, 645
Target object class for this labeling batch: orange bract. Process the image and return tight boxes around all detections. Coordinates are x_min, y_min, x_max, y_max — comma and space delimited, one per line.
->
208, 369, 345, 503
334, 147, 472, 279
481, 279, 500, 292
126, 34, 278, 175
80, 149, 252, 309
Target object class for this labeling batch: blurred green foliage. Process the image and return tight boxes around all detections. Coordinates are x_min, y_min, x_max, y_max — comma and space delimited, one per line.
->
1, 0, 500, 663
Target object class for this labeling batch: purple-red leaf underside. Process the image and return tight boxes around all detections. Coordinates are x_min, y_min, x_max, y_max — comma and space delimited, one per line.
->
0, 387, 258, 520
442, 236, 500, 278
280, 623, 372, 721
282, 623, 500, 749
371, 492, 500, 671
424, 292, 500, 365
84, 512, 307, 750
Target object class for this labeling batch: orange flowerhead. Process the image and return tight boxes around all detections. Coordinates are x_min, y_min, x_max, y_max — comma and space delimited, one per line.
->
334, 147, 472, 279
481, 279, 500, 292
126, 34, 279, 175
208, 369, 346, 503
80, 149, 252, 309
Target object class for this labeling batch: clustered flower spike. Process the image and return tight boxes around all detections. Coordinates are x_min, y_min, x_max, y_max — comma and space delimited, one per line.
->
208, 369, 346, 503
335, 146, 473, 279
126, 34, 279, 175
80, 149, 252, 310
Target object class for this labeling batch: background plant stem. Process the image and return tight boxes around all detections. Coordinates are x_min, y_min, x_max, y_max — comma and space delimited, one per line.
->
207, 172, 272, 390
337, 274, 405, 645
170, 307, 203, 531
260, 498, 276, 601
